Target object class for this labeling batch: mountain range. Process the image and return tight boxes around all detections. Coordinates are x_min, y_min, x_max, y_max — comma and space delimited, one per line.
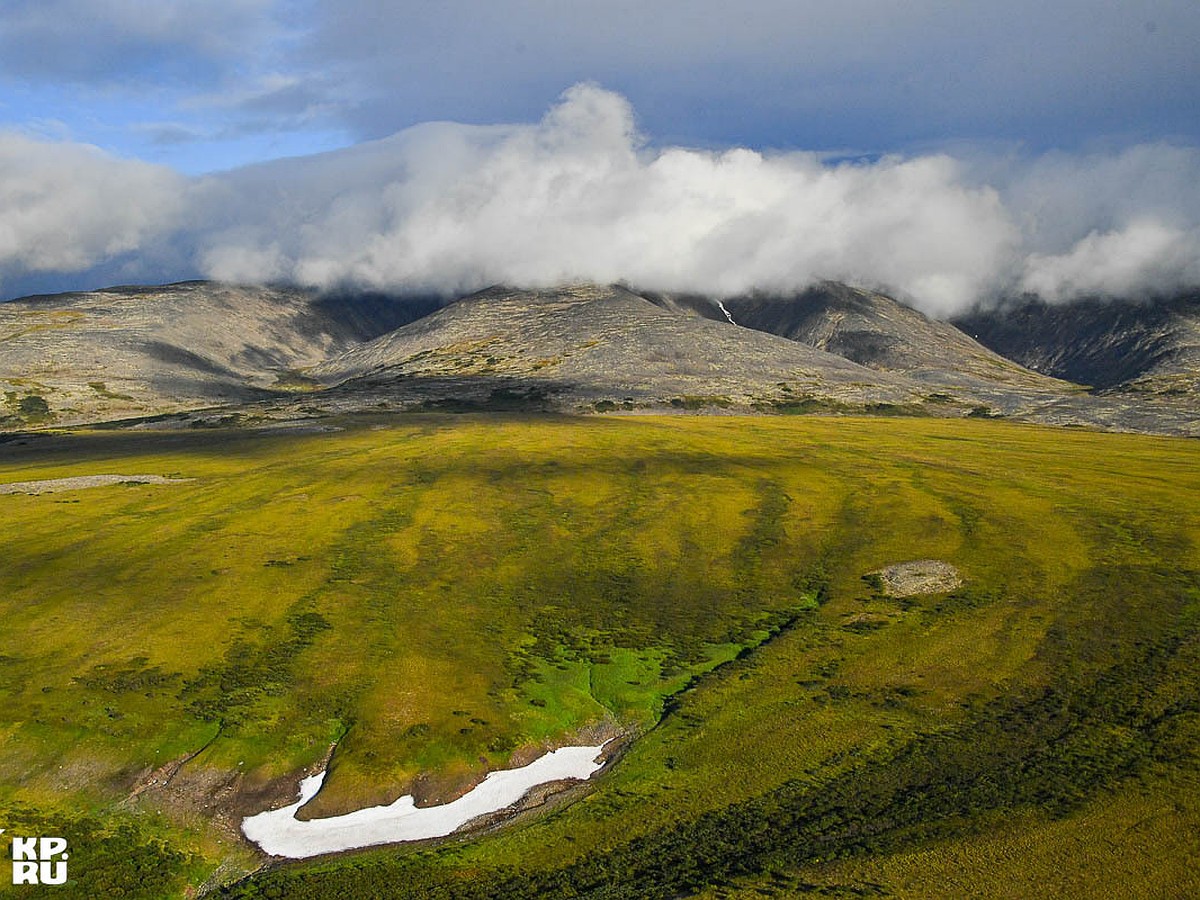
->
955, 292, 1200, 396
0, 279, 1196, 436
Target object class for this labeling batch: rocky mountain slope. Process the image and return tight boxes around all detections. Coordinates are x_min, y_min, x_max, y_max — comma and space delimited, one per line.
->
0, 282, 436, 426
954, 292, 1200, 396
0, 279, 1196, 435
309, 283, 928, 413
715, 282, 1083, 416
720, 282, 1064, 386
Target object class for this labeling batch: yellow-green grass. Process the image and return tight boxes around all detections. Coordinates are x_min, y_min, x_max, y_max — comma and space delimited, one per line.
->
783, 769, 1200, 899
0, 414, 1197, 899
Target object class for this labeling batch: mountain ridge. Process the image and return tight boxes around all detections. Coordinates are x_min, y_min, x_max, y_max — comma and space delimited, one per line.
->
309, 283, 927, 413
0, 281, 437, 426
954, 291, 1200, 395
0, 279, 1196, 435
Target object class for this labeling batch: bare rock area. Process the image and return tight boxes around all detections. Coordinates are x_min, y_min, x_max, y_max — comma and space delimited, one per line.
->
0, 474, 191, 494
1, 279, 1196, 435
871, 560, 963, 597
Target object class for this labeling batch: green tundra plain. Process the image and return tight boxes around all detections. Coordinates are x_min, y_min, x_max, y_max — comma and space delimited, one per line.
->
0, 413, 1197, 898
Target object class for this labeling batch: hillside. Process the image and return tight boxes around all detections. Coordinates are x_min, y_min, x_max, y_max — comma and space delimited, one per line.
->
0, 415, 1196, 898
0, 279, 1197, 899
721, 282, 1067, 386
0, 279, 1197, 435
954, 291, 1200, 395
309, 283, 929, 413
0, 282, 437, 427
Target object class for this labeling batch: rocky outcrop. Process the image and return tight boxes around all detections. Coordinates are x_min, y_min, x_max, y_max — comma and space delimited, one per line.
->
869, 560, 963, 598
0, 281, 438, 426
954, 292, 1200, 396
1, 279, 1196, 435
310, 283, 931, 413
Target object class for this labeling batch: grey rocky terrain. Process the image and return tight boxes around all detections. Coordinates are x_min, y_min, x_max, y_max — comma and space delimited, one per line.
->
952, 291, 1200, 436
0, 281, 435, 427
717, 282, 1084, 416
643, 282, 1199, 434
0, 279, 1196, 435
308, 283, 931, 414
955, 291, 1200, 396
721, 283, 1066, 388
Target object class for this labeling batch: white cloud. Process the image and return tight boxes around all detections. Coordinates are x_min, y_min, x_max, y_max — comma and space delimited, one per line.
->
1, 85, 1198, 312
193, 84, 1018, 313
0, 133, 184, 280
997, 143, 1200, 254
1021, 219, 1200, 301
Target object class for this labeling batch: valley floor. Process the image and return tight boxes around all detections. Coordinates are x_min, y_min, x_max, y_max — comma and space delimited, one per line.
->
0, 413, 1196, 898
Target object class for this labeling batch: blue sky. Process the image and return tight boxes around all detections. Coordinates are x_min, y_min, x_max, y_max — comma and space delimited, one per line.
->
1, 1, 1198, 308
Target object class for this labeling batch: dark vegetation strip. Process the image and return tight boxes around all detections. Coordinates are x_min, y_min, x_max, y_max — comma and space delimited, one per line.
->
220, 563, 1200, 899
181, 608, 332, 728
0, 805, 199, 900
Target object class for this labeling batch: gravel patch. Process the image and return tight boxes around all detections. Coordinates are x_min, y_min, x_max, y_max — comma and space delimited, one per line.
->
0, 474, 191, 495
871, 559, 963, 597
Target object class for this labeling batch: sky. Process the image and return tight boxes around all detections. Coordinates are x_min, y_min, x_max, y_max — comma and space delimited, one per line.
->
1, 0, 1198, 313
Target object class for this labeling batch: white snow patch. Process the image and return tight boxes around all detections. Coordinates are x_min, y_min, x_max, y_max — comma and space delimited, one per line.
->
242, 741, 610, 858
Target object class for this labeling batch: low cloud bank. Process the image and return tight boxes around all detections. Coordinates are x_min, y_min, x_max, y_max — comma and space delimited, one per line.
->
2, 85, 1198, 314
0, 134, 185, 278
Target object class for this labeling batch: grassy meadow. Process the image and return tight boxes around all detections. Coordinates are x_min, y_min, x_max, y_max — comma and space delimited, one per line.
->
0, 413, 1196, 898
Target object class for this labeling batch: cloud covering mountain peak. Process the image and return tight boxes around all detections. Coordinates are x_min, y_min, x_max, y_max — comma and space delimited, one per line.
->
2, 85, 1198, 313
